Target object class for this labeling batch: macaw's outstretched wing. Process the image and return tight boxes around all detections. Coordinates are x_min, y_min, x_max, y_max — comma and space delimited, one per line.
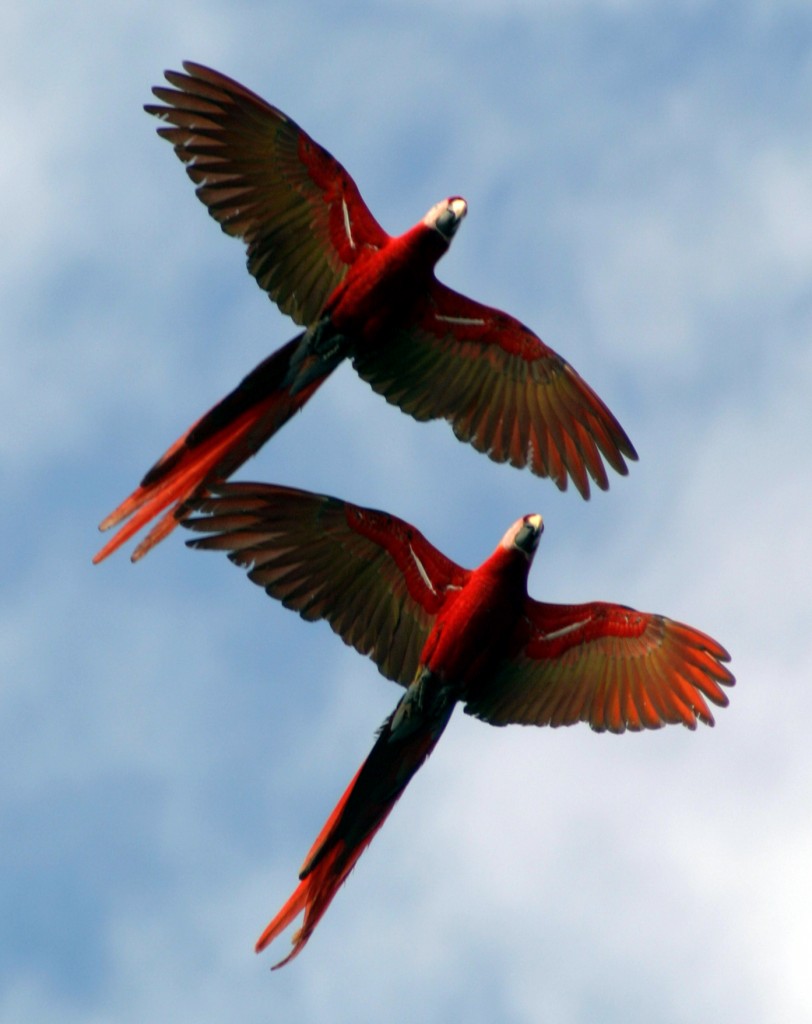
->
352, 284, 637, 498
464, 600, 733, 732
182, 482, 469, 686
147, 61, 389, 326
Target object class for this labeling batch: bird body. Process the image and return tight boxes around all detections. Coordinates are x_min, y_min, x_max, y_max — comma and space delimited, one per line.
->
182, 483, 733, 966
324, 200, 461, 338
94, 63, 636, 563
250, 513, 541, 967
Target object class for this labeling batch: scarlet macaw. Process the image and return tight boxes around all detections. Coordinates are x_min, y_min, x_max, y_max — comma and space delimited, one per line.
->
94, 62, 637, 563
182, 482, 733, 968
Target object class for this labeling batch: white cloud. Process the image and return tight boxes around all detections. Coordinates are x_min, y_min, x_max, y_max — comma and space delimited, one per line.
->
3, 2, 812, 1022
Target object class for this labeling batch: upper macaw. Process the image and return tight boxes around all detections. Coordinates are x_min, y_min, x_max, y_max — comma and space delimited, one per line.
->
182, 482, 733, 968
94, 62, 637, 563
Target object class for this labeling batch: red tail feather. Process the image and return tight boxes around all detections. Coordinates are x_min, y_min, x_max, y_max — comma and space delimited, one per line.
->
256, 844, 351, 969
94, 334, 327, 563
254, 761, 384, 968
253, 683, 452, 967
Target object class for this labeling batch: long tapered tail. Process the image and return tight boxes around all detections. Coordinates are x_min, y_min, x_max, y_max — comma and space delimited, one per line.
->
255, 763, 372, 970
257, 675, 454, 968
93, 331, 333, 563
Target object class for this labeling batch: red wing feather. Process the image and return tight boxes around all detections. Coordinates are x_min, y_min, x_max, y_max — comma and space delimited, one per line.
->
146, 62, 389, 325
464, 600, 733, 732
352, 284, 637, 498
182, 482, 468, 686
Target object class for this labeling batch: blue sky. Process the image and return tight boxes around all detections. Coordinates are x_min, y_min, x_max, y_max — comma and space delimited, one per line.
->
4, 2, 812, 1021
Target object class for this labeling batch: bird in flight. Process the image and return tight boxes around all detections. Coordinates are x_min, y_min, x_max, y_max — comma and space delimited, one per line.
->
95, 62, 636, 564
182, 482, 733, 967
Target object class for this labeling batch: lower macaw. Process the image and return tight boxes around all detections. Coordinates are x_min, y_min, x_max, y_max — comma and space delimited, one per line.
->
182, 483, 733, 967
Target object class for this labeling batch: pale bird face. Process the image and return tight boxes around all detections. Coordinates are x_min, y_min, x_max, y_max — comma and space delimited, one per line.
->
423, 196, 468, 241
500, 513, 544, 559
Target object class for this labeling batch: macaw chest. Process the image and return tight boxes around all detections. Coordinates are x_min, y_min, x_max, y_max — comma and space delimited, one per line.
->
326, 236, 440, 341
420, 577, 525, 693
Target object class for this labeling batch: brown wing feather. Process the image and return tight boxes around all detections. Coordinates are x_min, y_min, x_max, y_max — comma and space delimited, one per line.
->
464, 600, 733, 732
352, 284, 637, 498
181, 482, 468, 686
146, 62, 389, 326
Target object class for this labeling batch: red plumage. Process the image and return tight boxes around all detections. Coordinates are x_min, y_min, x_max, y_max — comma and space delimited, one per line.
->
182, 483, 733, 966
95, 62, 636, 563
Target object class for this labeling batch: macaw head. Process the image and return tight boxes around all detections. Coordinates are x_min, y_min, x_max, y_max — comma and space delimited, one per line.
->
500, 513, 544, 560
423, 196, 468, 242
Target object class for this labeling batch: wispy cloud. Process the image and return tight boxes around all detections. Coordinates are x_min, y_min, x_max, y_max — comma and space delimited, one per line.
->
3, 2, 810, 1022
